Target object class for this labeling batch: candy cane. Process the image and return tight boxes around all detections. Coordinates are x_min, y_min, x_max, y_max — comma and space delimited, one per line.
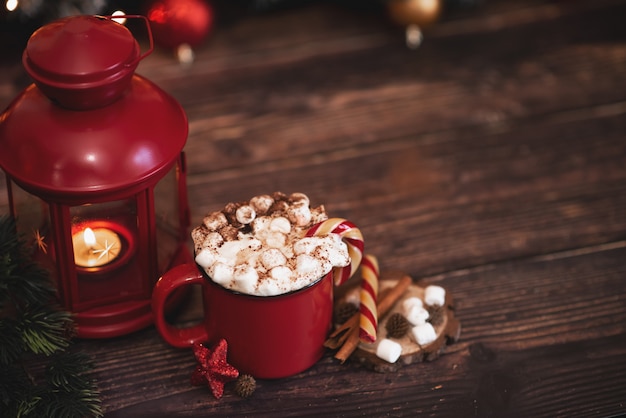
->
359, 254, 379, 343
306, 218, 378, 343
305, 218, 364, 286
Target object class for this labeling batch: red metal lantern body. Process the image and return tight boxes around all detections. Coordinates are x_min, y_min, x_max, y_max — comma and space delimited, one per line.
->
0, 15, 191, 338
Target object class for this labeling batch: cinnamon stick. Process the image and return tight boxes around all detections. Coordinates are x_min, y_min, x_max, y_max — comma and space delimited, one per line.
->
333, 275, 412, 362
325, 288, 391, 350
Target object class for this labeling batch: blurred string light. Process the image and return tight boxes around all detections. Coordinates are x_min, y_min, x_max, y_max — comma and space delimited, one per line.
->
6, 0, 18, 12
111, 10, 126, 25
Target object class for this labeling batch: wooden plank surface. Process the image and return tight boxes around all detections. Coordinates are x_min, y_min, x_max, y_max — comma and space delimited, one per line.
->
1, 0, 625, 416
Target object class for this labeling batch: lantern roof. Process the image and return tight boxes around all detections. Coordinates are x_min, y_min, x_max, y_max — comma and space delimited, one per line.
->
0, 75, 188, 203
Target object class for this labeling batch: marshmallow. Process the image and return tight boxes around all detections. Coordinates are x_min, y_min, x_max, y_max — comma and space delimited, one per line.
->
424, 285, 446, 307
251, 216, 271, 234
376, 339, 402, 363
220, 238, 261, 262
259, 248, 287, 270
202, 231, 224, 249
203, 211, 228, 230
236, 205, 256, 224
265, 231, 286, 248
256, 279, 281, 296
233, 264, 259, 294
195, 248, 217, 268
289, 192, 310, 207
412, 322, 437, 346
345, 290, 361, 306
270, 265, 293, 282
287, 204, 312, 226
296, 254, 323, 276
256, 266, 294, 296
406, 306, 430, 326
326, 234, 350, 267
293, 237, 319, 255
210, 262, 233, 285
269, 216, 291, 234
249, 194, 274, 214
402, 296, 423, 313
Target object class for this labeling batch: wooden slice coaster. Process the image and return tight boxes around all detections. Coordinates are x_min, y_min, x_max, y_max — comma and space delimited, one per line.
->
333, 275, 461, 373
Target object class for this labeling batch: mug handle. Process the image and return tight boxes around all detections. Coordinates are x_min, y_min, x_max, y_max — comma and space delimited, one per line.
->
152, 263, 208, 348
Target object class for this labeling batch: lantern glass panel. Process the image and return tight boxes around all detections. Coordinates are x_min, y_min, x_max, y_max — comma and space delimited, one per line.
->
154, 162, 183, 274
70, 199, 143, 307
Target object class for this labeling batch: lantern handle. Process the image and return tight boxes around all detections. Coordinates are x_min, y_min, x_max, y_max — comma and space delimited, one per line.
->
100, 14, 154, 68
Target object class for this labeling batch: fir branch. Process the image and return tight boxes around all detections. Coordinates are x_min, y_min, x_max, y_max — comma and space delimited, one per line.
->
0, 216, 56, 308
46, 352, 96, 391
0, 363, 33, 413
0, 216, 103, 418
0, 317, 26, 365
18, 307, 73, 356
32, 387, 103, 418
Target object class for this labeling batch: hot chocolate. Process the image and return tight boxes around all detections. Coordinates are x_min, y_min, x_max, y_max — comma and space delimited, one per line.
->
192, 192, 350, 296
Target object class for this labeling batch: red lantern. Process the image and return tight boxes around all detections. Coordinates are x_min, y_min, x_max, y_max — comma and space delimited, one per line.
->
0, 15, 192, 338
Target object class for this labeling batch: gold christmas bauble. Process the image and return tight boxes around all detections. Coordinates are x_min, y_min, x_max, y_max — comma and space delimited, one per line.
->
387, 0, 443, 27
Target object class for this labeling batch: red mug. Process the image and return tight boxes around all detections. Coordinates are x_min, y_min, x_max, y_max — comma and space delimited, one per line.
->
152, 263, 334, 379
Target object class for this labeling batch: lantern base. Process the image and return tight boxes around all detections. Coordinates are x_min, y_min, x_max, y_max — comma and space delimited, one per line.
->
75, 245, 193, 338
75, 300, 159, 339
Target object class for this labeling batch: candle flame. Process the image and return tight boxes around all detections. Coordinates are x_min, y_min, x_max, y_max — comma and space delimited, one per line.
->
83, 227, 97, 247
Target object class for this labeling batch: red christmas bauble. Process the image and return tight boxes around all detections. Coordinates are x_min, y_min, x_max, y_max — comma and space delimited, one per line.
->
146, 0, 214, 49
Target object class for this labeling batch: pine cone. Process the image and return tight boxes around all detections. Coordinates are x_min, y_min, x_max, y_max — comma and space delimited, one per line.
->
234, 374, 256, 398
334, 302, 358, 325
427, 305, 444, 326
385, 313, 410, 339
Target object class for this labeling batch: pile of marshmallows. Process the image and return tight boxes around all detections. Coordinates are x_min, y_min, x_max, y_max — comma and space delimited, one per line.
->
192, 192, 350, 296
376, 285, 447, 363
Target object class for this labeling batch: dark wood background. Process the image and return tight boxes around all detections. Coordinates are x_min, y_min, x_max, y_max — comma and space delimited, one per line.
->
1, 0, 625, 416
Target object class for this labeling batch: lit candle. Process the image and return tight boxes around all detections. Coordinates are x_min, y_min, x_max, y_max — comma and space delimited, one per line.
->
73, 226, 122, 268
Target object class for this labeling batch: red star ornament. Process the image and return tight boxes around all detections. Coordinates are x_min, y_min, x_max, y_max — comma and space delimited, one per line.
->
191, 339, 239, 399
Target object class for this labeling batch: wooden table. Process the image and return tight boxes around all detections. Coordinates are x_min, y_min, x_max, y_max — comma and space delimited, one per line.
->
1, 0, 625, 416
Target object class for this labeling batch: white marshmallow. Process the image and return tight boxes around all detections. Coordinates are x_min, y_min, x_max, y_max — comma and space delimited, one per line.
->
376, 339, 402, 363
265, 231, 286, 248
251, 216, 271, 235
345, 290, 361, 306
406, 306, 430, 326
326, 235, 350, 267
296, 254, 322, 276
402, 296, 423, 314
287, 204, 312, 226
256, 266, 294, 296
220, 238, 261, 263
195, 248, 217, 268
210, 262, 233, 285
202, 212, 228, 231
412, 322, 437, 346
289, 192, 310, 207
424, 285, 446, 307
270, 265, 293, 282
269, 216, 291, 234
236, 205, 256, 224
259, 248, 287, 270
249, 194, 274, 214
293, 237, 318, 255
233, 264, 258, 294
203, 211, 227, 230
202, 231, 224, 249
256, 279, 281, 296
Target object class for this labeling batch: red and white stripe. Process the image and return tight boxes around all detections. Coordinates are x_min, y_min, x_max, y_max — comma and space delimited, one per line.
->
358, 254, 379, 343
306, 218, 379, 343
305, 218, 364, 286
